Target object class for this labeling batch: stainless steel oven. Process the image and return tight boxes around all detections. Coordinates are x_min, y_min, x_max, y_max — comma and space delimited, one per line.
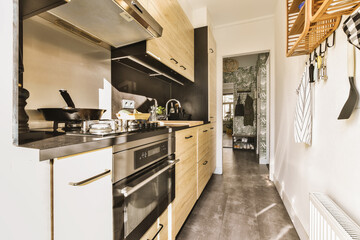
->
112, 133, 176, 240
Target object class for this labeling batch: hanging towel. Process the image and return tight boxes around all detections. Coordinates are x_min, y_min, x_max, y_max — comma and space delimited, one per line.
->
235, 96, 244, 116
343, 10, 360, 50
294, 66, 312, 145
244, 95, 254, 126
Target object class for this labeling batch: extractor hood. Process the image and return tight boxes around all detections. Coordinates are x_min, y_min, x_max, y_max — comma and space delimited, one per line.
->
38, 0, 163, 49
112, 41, 193, 85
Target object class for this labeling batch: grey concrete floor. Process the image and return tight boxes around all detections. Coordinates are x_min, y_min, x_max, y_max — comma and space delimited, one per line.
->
176, 144, 300, 240
222, 133, 233, 148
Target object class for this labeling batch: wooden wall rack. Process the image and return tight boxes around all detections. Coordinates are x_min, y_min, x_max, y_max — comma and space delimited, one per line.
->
287, 0, 360, 57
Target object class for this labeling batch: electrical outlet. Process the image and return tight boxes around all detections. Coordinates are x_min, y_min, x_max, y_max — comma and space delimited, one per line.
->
122, 99, 135, 109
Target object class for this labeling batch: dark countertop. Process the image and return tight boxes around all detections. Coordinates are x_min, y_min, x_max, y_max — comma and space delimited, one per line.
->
20, 126, 190, 161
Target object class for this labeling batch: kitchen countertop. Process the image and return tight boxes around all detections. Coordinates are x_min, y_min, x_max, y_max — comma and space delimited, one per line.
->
20, 125, 192, 161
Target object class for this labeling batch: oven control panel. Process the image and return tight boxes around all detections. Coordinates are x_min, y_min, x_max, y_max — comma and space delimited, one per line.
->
134, 141, 168, 169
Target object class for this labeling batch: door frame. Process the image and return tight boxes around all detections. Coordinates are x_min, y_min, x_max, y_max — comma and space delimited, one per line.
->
219, 50, 273, 178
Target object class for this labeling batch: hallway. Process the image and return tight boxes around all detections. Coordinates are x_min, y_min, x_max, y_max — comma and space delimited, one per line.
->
176, 146, 300, 240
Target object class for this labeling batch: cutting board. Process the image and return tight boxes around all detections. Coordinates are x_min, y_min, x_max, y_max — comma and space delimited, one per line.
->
155, 121, 204, 127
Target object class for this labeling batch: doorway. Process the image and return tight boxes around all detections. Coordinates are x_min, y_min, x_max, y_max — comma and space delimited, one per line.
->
222, 53, 270, 165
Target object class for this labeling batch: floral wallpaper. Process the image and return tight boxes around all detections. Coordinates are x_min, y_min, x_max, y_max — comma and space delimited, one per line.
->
224, 64, 257, 136
256, 53, 269, 163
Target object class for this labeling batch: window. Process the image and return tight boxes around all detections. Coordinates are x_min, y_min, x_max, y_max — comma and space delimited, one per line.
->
223, 94, 234, 121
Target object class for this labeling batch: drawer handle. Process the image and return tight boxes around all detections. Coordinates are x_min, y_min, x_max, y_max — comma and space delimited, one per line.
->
131, 0, 143, 13
210, 117, 215, 119
203, 161, 208, 165
148, 224, 164, 240
69, 169, 111, 186
203, 130, 208, 133
185, 135, 193, 139
180, 65, 187, 70
210, 127, 214, 130
209, 48, 214, 53
170, 58, 178, 64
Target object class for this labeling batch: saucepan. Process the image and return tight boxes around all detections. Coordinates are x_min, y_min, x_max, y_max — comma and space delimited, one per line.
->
38, 90, 106, 122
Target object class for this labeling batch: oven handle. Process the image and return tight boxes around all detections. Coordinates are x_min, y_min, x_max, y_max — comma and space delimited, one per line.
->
120, 160, 179, 197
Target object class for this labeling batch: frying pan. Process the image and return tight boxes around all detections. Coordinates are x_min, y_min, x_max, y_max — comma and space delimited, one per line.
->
38, 90, 106, 121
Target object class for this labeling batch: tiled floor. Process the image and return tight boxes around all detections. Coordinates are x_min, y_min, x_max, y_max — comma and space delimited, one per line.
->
176, 138, 300, 240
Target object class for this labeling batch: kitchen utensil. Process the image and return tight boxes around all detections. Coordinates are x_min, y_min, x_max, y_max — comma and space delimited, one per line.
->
38, 90, 106, 121
309, 62, 315, 83
338, 44, 358, 119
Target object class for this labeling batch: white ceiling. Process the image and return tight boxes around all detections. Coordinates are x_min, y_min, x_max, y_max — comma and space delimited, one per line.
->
188, 0, 277, 27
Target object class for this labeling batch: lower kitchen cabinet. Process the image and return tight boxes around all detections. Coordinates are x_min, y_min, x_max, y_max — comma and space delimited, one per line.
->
53, 147, 113, 240
197, 124, 215, 197
172, 125, 217, 238
172, 127, 198, 238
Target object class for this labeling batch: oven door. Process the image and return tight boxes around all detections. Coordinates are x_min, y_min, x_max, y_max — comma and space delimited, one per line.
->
113, 158, 176, 240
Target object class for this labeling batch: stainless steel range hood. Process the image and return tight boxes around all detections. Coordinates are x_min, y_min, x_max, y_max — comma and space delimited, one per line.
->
39, 0, 162, 49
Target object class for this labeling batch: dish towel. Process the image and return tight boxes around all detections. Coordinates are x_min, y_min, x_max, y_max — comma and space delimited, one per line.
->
343, 9, 360, 49
294, 65, 312, 145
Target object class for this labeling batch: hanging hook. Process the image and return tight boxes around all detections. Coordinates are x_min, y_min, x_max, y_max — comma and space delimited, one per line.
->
319, 41, 327, 57
326, 31, 336, 48
312, 48, 317, 62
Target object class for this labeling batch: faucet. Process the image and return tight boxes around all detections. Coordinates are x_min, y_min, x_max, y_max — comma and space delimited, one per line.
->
165, 99, 182, 120
149, 98, 158, 122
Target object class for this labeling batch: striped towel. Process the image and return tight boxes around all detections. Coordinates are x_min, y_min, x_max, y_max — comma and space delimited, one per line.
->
294, 66, 312, 145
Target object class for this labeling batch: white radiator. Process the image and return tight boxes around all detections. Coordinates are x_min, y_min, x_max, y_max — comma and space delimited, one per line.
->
310, 193, 360, 240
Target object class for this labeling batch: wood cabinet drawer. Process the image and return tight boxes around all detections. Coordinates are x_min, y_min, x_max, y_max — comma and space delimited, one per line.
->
197, 157, 211, 198
176, 128, 197, 156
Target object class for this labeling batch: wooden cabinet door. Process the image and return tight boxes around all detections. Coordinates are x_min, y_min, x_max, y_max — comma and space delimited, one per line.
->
197, 157, 210, 198
209, 123, 217, 174
54, 148, 113, 240
172, 0, 194, 82
147, 0, 181, 73
146, 0, 194, 82
208, 28, 217, 122
198, 124, 211, 163
172, 128, 197, 237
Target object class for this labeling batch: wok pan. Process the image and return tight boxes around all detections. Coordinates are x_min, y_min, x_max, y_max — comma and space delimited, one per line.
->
38, 90, 106, 121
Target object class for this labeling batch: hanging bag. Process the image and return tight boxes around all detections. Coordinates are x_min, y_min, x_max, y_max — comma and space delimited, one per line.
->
234, 96, 244, 116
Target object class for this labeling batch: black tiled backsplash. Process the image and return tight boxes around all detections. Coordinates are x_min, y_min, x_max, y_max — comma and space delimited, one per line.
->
111, 57, 208, 122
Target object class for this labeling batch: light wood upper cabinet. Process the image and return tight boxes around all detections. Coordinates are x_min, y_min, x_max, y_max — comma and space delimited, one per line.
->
146, 0, 194, 82
54, 148, 113, 240
208, 28, 217, 122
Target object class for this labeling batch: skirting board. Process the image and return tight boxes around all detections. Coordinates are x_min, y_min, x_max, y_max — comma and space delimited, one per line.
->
214, 167, 222, 175
274, 177, 309, 240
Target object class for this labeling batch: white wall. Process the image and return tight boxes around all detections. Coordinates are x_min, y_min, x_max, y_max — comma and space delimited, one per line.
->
274, 1, 360, 239
0, 1, 52, 240
23, 17, 111, 128
213, 16, 276, 175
